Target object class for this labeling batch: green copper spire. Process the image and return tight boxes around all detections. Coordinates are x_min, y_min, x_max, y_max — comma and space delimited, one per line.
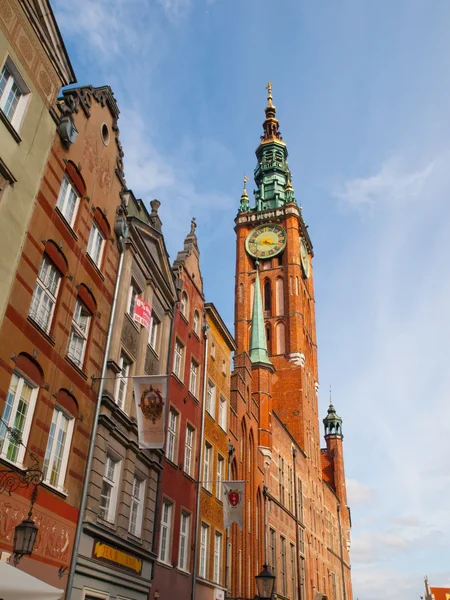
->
323, 394, 343, 439
249, 265, 272, 366
251, 82, 297, 212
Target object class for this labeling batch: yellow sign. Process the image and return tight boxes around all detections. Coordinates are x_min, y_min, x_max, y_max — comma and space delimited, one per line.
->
93, 541, 142, 574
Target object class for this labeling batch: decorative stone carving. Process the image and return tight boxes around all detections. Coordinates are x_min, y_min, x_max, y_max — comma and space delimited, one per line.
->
145, 346, 160, 375
315, 381, 319, 395
121, 317, 138, 358
289, 352, 305, 367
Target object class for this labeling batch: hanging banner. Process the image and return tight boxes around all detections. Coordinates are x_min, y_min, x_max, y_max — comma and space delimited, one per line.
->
222, 481, 245, 529
134, 297, 152, 331
133, 375, 168, 449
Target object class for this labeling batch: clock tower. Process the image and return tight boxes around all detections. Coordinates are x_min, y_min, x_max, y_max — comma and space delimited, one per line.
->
235, 82, 318, 453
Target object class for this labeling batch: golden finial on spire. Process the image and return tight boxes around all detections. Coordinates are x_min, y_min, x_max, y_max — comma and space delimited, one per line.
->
266, 81, 273, 107
243, 174, 249, 191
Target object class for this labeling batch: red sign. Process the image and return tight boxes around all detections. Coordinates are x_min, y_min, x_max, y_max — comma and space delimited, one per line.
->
134, 297, 152, 331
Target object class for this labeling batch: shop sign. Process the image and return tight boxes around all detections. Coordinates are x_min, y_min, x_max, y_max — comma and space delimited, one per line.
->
92, 540, 142, 574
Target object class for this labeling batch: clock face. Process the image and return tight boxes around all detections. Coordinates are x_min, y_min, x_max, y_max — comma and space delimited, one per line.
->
300, 237, 310, 278
245, 224, 287, 260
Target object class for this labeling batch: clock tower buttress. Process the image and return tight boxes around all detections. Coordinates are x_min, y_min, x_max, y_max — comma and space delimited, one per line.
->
235, 83, 319, 455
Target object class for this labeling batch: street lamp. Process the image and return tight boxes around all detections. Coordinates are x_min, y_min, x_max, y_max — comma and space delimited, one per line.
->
12, 485, 39, 565
255, 564, 276, 599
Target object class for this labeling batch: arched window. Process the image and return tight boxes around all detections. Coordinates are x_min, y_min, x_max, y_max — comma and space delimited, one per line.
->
266, 324, 272, 354
276, 322, 286, 355
275, 277, 284, 316
87, 208, 110, 269
193, 309, 200, 335
67, 286, 95, 369
0, 353, 43, 465
264, 280, 271, 314
43, 389, 78, 490
181, 291, 188, 318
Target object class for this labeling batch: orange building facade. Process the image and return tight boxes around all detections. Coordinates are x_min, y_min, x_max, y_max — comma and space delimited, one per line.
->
0, 84, 125, 590
228, 86, 352, 600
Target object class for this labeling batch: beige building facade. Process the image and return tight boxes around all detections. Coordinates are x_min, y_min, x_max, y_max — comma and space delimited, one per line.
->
0, 0, 75, 323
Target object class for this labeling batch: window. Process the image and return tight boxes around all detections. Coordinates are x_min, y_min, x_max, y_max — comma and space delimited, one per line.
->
206, 380, 216, 417
149, 313, 160, 352
331, 572, 337, 600
218, 395, 227, 430
56, 175, 79, 226
114, 354, 130, 410
280, 536, 287, 596
278, 455, 285, 505
213, 532, 222, 584
199, 523, 209, 578
203, 442, 212, 492
184, 424, 195, 476
43, 407, 74, 490
166, 408, 178, 463
297, 478, 304, 523
216, 455, 224, 500
178, 512, 191, 571
129, 476, 145, 537
87, 222, 105, 267
264, 280, 271, 314
180, 291, 188, 318
189, 359, 199, 397
29, 256, 61, 333
67, 300, 91, 368
193, 310, 200, 335
0, 58, 29, 129
99, 455, 121, 523
299, 527, 305, 555
159, 500, 173, 564
0, 373, 38, 464
127, 284, 138, 317
288, 466, 294, 513
269, 528, 276, 576
290, 543, 296, 597
173, 339, 184, 380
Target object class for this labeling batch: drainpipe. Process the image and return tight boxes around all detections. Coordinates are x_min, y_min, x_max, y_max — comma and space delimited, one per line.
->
292, 448, 303, 600
225, 442, 234, 596
337, 504, 347, 600
263, 484, 269, 566
66, 232, 126, 599
191, 320, 209, 600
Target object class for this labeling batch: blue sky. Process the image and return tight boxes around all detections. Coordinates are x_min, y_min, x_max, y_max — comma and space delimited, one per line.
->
52, 1, 450, 597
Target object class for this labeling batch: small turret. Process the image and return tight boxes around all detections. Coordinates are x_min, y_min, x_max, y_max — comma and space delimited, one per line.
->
323, 400, 343, 439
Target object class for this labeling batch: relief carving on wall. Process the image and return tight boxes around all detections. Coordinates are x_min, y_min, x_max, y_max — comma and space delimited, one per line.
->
121, 317, 138, 358
200, 494, 223, 528
0, 494, 74, 566
145, 346, 160, 376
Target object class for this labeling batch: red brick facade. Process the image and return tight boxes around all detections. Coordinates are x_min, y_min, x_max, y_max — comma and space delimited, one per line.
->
0, 86, 124, 589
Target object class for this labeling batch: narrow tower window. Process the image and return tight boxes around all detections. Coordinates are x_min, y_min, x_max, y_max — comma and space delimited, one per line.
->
264, 280, 271, 314
275, 277, 284, 316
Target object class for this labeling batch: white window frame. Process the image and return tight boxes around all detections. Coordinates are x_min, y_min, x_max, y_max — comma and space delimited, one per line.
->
0, 372, 38, 466
87, 221, 105, 268
67, 299, 91, 368
29, 256, 61, 333
158, 500, 173, 564
166, 408, 178, 463
149, 313, 160, 353
213, 531, 222, 584
199, 522, 209, 578
43, 406, 74, 492
129, 476, 145, 537
178, 511, 191, 572
114, 354, 130, 410
189, 359, 199, 397
206, 380, 216, 418
173, 339, 184, 380
216, 454, 224, 500
218, 395, 227, 431
184, 424, 195, 476
56, 175, 79, 227
203, 442, 212, 492
180, 291, 188, 319
0, 57, 30, 130
193, 310, 200, 335
99, 455, 121, 523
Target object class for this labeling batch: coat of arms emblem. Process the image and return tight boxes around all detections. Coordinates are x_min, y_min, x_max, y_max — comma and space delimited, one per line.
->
139, 385, 164, 424
228, 489, 240, 507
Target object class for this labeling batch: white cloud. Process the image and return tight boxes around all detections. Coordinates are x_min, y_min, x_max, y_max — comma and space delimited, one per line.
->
333, 158, 435, 211
157, 0, 192, 21
346, 478, 374, 506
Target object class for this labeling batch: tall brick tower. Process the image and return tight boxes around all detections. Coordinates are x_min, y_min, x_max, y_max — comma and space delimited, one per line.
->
231, 84, 353, 600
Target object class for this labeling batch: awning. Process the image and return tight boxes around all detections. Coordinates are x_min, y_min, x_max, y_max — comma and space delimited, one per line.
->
0, 561, 63, 600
